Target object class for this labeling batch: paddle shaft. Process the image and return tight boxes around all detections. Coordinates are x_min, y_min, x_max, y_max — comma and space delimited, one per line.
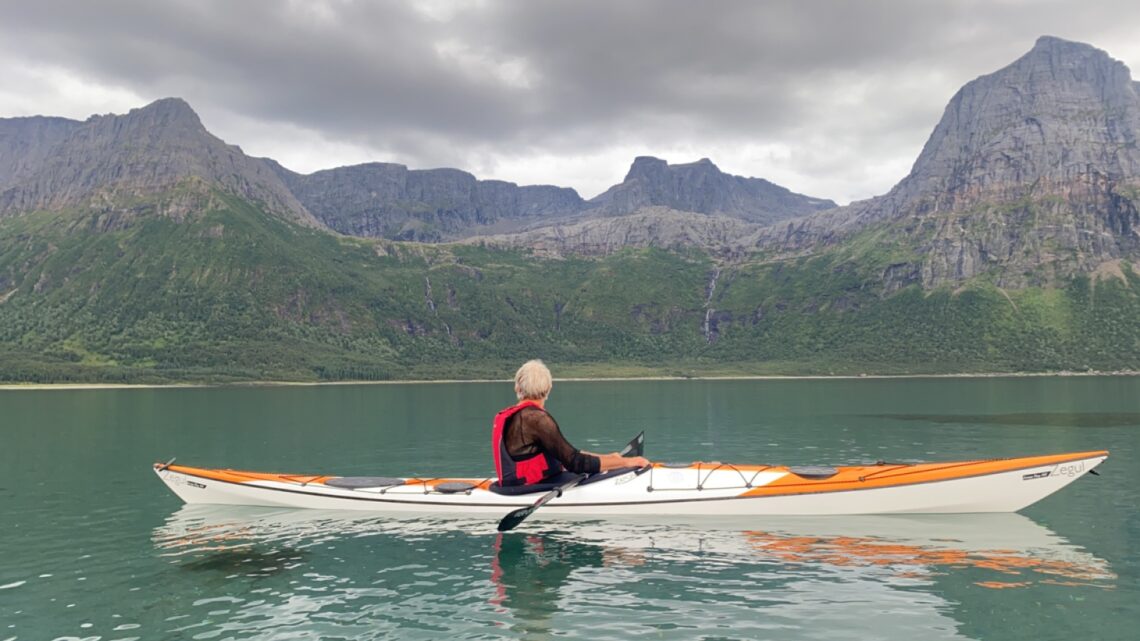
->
496, 473, 587, 532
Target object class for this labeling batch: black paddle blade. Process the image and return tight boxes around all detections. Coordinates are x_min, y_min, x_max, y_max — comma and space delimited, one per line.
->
497, 505, 537, 532
620, 431, 645, 458
496, 473, 587, 532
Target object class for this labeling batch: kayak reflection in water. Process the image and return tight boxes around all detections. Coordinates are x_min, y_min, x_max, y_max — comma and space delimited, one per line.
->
490, 532, 645, 634
490, 532, 602, 631
492, 360, 649, 488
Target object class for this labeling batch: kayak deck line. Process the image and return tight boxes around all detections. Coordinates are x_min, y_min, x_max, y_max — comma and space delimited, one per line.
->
153, 450, 1108, 515
158, 465, 500, 493
741, 450, 1108, 498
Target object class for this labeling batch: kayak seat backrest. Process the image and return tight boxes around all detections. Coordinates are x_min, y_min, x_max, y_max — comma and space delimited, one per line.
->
324, 476, 403, 489
488, 467, 640, 495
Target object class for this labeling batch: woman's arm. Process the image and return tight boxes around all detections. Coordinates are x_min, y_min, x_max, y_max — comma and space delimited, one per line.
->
584, 450, 650, 471
522, 409, 649, 472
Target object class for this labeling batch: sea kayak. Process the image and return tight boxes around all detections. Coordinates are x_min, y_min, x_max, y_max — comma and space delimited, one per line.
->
154, 450, 1107, 516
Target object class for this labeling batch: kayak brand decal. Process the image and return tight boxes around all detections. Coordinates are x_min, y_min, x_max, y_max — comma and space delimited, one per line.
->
1051, 461, 1086, 478
614, 472, 636, 486
1024, 461, 1087, 481
166, 472, 206, 489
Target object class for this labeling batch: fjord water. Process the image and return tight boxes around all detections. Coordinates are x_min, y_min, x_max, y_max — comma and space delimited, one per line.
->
2, 377, 1138, 641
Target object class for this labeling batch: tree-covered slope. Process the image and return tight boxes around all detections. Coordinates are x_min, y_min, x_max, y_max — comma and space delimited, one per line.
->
1, 183, 1137, 383
702, 250, 1140, 374
0, 184, 712, 381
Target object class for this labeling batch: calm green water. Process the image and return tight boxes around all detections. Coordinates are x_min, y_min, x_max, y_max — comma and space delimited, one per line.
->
1, 377, 1138, 640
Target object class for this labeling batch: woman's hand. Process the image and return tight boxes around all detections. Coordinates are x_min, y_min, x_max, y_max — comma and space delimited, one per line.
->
597, 452, 649, 469
624, 456, 650, 468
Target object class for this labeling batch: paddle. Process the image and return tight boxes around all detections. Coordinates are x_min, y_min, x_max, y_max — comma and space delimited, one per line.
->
496, 472, 588, 532
619, 431, 645, 458
496, 431, 646, 532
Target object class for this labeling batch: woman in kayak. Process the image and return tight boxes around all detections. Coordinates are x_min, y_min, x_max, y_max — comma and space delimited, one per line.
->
493, 360, 650, 487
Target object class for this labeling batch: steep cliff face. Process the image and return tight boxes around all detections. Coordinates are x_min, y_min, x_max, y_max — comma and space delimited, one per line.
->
590, 156, 835, 224
0, 98, 317, 226
763, 36, 1140, 288
466, 206, 760, 258
0, 116, 80, 190
273, 161, 586, 241
451, 155, 837, 255
903, 36, 1140, 208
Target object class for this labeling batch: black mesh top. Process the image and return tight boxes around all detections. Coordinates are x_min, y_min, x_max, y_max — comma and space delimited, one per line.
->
503, 406, 601, 474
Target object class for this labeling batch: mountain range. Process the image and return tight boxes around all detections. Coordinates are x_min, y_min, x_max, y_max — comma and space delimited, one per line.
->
0, 36, 1137, 382
0, 99, 833, 242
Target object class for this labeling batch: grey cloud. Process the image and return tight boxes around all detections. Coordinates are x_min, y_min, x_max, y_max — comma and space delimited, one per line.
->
3, 0, 1140, 202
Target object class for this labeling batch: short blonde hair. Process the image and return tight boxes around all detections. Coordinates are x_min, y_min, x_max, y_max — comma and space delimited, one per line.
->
514, 359, 553, 401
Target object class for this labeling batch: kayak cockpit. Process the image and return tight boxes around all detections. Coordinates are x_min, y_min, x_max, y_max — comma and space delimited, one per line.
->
488, 466, 642, 495
323, 476, 403, 489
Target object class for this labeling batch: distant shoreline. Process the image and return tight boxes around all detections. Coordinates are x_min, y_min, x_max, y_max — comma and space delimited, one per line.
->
1, 369, 1137, 391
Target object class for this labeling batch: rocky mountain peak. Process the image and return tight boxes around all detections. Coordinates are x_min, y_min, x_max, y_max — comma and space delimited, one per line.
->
593, 156, 834, 225
895, 35, 1140, 210
764, 36, 1140, 289
625, 155, 720, 180
126, 97, 202, 128
1029, 35, 1118, 65
77, 98, 208, 147
0, 98, 315, 225
624, 155, 669, 181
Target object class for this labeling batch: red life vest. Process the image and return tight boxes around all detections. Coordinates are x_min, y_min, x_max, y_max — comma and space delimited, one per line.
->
492, 401, 565, 486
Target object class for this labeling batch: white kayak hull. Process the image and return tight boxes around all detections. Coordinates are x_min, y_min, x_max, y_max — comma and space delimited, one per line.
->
155, 450, 1108, 517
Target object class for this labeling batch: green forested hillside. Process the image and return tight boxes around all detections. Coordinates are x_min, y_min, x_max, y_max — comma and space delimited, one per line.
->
1, 186, 1138, 383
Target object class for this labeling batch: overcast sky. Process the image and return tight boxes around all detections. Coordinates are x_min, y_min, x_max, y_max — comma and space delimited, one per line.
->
2, 1, 1139, 203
